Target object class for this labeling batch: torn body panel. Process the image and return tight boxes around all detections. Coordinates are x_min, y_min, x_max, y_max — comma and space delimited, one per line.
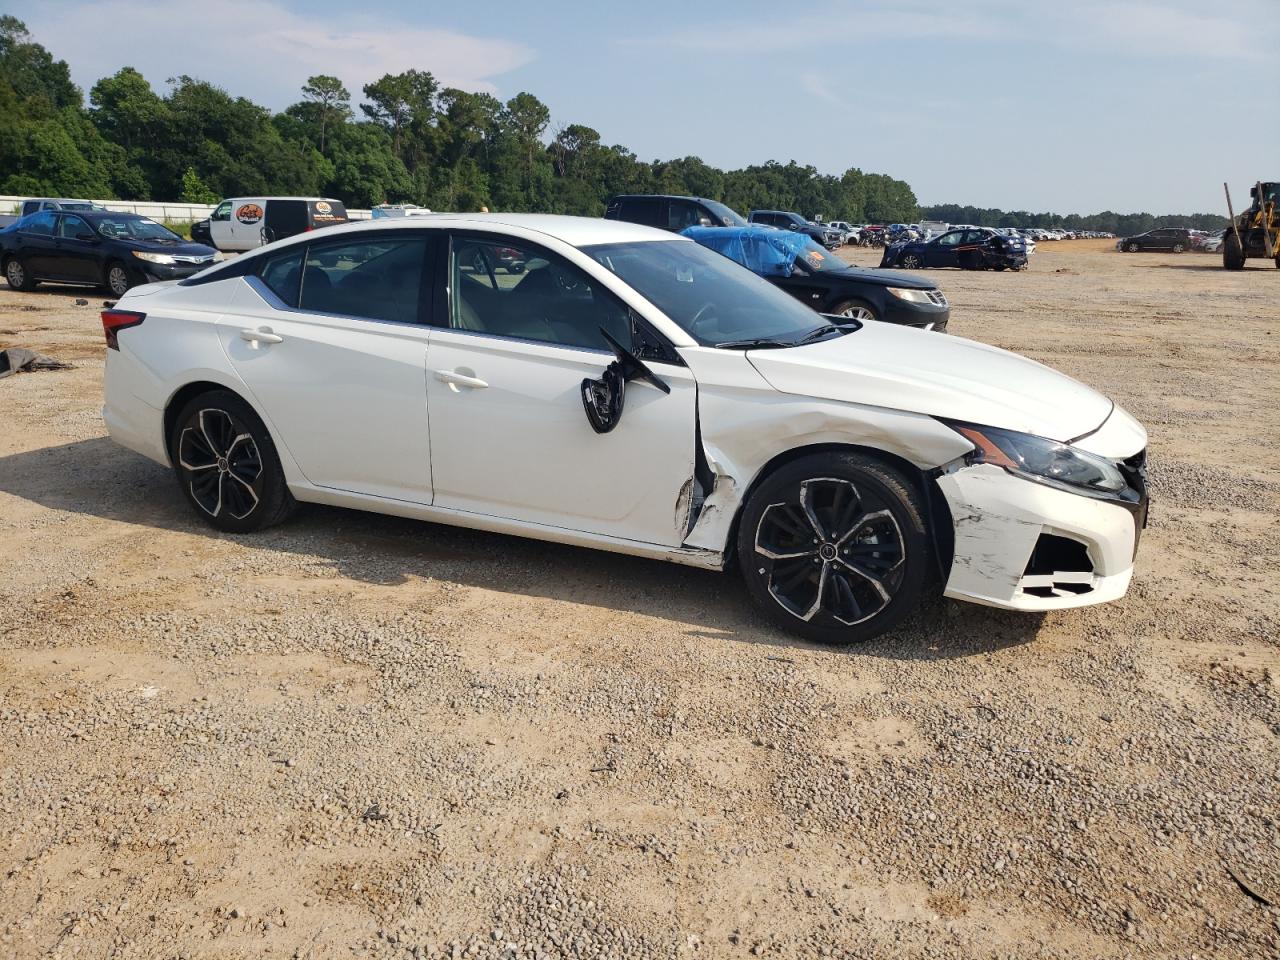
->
937, 463, 1137, 611
676, 345, 973, 558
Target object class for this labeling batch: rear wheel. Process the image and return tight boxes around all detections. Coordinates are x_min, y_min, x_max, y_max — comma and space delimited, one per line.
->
1223, 233, 1245, 270
1125, 242, 1140, 252
831, 299, 877, 323
4, 256, 35, 291
736, 452, 931, 645
169, 390, 296, 533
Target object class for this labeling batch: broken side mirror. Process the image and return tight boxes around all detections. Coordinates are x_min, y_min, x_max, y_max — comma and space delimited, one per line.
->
580, 328, 670, 434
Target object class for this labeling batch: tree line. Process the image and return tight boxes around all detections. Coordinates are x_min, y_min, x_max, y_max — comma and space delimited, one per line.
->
0, 16, 1226, 232
920, 204, 1227, 235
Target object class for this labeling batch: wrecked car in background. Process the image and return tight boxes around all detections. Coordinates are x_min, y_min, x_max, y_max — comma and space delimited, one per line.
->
681, 224, 949, 330
881, 227, 1029, 271
102, 214, 1148, 645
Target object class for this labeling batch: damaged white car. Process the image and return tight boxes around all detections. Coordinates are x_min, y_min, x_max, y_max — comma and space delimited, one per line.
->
102, 215, 1148, 644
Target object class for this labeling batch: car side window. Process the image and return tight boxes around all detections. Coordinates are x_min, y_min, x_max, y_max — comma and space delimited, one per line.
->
300, 236, 430, 324
450, 234, 631, 352
258, 248, 305, 306
24, 212, 57, 236
619, 198, 663, 228
668, 201, 711, 231
937, 231, 962, 246
57, 215, 90, 239
212, 201, 232, 222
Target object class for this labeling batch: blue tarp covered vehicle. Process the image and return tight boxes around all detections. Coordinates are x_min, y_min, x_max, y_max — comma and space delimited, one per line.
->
680, 224, 819, 278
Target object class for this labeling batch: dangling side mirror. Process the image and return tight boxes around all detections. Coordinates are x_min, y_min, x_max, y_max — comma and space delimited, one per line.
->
580, 328, 670, 434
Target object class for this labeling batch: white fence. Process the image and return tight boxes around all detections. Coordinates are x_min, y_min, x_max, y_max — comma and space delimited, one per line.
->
0, 195, 373, 221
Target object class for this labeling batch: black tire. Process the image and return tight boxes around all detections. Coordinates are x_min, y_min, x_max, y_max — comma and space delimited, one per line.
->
736, 451, 931, 645
1125, 242, 1140, 252
1222, 233, 1245, 271
901, 253, 922, 269
830, 298, 878, 323
4, 255, 36, 291
169, 389, 296, 533
105, 261, 133, 297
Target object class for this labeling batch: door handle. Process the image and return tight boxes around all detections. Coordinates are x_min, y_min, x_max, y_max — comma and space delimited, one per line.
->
240, 328, 284, 346
433, 369, 488, 389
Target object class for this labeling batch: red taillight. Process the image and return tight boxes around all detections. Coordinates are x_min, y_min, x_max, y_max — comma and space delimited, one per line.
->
102, 309, 145, 350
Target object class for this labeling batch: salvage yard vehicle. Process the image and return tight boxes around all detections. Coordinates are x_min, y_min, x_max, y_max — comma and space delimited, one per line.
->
1117, 227, 1191, 253
749, 210, 842, 249
101, 214, 1148, 645
682, 225, 949, 329
605, 194, 748, 231
881, 227, 1028, 271
2, 210, 217, 296
192, 197, 349, 252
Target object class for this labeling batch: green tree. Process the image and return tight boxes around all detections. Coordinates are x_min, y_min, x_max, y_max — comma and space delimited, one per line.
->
299, 74, 350, 153
180, 166, 219, 203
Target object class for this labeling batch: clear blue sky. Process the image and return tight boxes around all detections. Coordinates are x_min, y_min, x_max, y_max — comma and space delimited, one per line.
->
23, 0, 1279, 213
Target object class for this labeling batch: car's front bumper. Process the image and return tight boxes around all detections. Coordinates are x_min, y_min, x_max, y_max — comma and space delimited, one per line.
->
881, 295, 950, 332
936, 463, 1146, 611
137, 261, 215, 283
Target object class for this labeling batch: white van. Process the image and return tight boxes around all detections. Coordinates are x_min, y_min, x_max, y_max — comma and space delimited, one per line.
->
205, 197, 348, 251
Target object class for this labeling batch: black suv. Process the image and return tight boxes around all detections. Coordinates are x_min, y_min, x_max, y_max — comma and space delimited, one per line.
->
749, 210, 841, 249
604, 195, 747, 232
1118, 227, 1191, 253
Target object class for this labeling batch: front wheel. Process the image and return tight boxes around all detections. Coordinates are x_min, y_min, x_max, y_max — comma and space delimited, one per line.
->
169, 389, 296, 533
901, 253, 923, 269
4, 256, 36, 291
736, 452, 931, 645
1222, 233, 1245, 270
831, 299, 878, 323
106, 262, 133, 297
1125, 242, 1140, 252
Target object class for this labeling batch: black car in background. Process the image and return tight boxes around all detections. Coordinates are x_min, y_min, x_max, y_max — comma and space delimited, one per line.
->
604, 194, 748, 231
1118, 227, 1191, 253
880, 227, 1028, 271
1, 210, 218, 297
748, 210, 842, 249
681, 226, 950, 330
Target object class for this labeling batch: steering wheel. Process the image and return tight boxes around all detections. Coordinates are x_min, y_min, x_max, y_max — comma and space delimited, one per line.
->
689, 301, 719, 335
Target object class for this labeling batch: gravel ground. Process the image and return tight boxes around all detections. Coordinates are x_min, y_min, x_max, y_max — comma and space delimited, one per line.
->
0, 239, 1277, 959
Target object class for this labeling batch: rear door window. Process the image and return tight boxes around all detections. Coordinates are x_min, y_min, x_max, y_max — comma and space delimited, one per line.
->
23, 212, 57, 236
618, 197, 664, 228
300, 235, 432, 324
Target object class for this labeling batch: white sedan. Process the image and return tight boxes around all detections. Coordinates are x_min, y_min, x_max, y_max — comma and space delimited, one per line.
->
102, 215, 1149, 644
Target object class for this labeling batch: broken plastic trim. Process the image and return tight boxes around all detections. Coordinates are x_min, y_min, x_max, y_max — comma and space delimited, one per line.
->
580, 328, 671, 434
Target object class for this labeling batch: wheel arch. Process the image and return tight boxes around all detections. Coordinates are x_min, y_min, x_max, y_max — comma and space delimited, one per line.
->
720, 441, 954, 576
161, 379, 300, 485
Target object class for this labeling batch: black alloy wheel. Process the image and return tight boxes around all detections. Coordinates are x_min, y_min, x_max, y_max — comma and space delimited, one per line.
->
737, 452, 931, 645
170, 390, 295, 532
901, 253, 923, 269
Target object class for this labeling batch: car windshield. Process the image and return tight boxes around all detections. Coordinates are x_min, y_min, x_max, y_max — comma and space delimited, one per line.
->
703, 200, 748, 228
96, 217, 182, 241
791, 238, 847, 273
584, 240, 831, 348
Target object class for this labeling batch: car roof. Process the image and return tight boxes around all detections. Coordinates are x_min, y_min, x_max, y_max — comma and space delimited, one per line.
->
267, 214, 681, 250
609, 194, 719, 204
76, 210, 149, 220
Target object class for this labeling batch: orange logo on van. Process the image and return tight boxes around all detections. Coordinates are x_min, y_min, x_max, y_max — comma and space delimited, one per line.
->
236, 203, 264, 225
314, 201, 332, 214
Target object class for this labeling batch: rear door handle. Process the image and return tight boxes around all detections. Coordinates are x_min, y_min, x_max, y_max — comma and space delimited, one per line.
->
433, 369, 488, 389
240, 328, 284, 345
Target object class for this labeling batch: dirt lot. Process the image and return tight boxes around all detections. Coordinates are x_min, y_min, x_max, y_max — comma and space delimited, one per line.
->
0, 240, 1277, 959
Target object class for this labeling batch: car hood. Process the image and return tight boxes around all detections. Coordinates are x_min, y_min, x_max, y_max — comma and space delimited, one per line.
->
746, 321, 1114, 442
825, 265, 934, 289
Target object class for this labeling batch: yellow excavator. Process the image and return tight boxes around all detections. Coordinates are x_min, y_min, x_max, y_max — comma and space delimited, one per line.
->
1222, 180, 1279, 270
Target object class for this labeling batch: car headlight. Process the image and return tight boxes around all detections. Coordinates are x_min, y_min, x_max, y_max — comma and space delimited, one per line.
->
132, 251, 176, 264
941, 420, 1126, 494
886, 287, 935, 303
